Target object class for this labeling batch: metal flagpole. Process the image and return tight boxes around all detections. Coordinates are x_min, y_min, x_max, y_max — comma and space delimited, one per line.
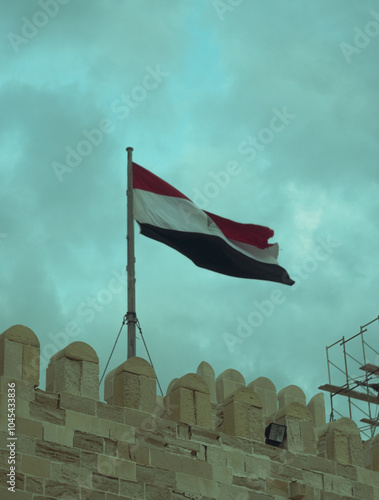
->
126, 147, 136, 358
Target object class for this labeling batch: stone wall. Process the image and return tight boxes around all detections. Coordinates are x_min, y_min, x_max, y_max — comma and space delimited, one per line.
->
1, 324, 379, 500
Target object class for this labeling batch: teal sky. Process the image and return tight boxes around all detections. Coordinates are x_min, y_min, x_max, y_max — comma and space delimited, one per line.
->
2, 0, 379, 427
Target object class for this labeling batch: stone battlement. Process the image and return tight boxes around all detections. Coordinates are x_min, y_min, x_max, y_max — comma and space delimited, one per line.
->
1, 324, 379, 499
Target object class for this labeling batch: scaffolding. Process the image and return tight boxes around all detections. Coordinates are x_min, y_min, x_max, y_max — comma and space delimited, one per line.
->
319, 315, 379, 439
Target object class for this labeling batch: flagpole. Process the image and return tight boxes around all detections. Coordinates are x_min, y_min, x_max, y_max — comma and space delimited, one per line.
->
126, 146, 136, 358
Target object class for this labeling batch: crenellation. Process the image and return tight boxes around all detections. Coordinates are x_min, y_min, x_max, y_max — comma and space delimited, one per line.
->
216, 368, 245, 404
1, 324, 379, 499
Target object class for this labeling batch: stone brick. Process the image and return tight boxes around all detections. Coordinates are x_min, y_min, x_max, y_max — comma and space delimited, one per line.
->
15, 416, 43, 438
36, 440, 80, 465
216, 369, 245, 404
74, 431, 104, 454
21, 455, 50, 478
97, 402, 124, 423
113, 357, 156, 412
80, 451, 98, 470
0, 487, 33, 500
150, 448, 182, 472
166, 373, 212, 428
181, 456, 213, 479
46, 342, 99, 399
248, 377, 277, 420
187, 426, 221, 446
266, 478, 289, 497
0, 467, 24, 490
197, 361, 217, 405
30, 390, 66, 426
232, 475, 266, 491
114, 458, 136, 481
52, 462, 92, 488
323, 474, 353, 496
45, 479, 80, 498
92, 473, 119, 493
245, 455, 270, 478
353, 481, 375, 500
43, 422, 74, 446
308, 455, 336, 475
81, 487, 106, 500
25, 475, 44, 494
136, 464, 176, 488
145, 484, 171, 500
221, 387, 263, 441
270, 461, 304, 482
119, 478, 145, 498
175, 472, 201, 494
104, 438, 118, 457
59, 392, 97, 416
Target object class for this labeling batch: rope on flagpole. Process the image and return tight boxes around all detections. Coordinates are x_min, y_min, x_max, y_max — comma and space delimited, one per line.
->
99, 314, 128, 386
99, 315, 164, 397
136, 319, 164, 397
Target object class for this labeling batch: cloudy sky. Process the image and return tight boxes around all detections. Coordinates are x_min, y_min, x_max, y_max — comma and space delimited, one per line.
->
1, 0, 379, 429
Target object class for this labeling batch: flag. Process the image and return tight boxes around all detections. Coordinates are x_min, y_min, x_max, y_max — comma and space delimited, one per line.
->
133, 162, 294, 286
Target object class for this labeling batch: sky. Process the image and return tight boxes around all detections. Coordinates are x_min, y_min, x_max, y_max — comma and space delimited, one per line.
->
1, 0, 379, 432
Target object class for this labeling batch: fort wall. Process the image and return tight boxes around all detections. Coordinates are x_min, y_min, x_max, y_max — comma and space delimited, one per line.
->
1, 324, 379, 499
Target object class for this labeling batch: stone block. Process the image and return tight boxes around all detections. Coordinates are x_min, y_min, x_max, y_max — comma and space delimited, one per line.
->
248, 377, 277, 420
266, 478, 289, 497
274, 402, 316, 454
46, 341, 99, 399
220, 387, 263, 441
43, 422, 74, 446
16, 416, 43, 439
0, 325, 40, 386
232, 475, 266, 491
197, 361, 217, 404
146, 484, 171, 500
112, 357, 156, 412
81, 487, 106, 500
318, 418, 363, 466
150, 448, 182, 472
74, 431, 104, 454
136, 464, 176, 488
25, 476, 44, 494
97, 401, 124, 423
59, 392, 97, 415
307, 393, 325, 430
119, 478, 145, 498
45, 479, 80, 498
278, 385, 306, 409
0, 488, 33, 500
36, 440, 80, 465
245, 454, 270, 478
216, 368, 245, 404
181, 456, 213, 479
30, 390, 66, 426
166, 373, 212, 428
289, 481, 315, 499
92, 473, 119, 493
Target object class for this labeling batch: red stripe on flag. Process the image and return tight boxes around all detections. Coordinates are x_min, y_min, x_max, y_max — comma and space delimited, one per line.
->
205, 211, 274, 250
133, 162, 190, 200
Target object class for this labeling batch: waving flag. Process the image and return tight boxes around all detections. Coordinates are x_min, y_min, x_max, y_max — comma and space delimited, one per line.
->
133, 162, 294, 286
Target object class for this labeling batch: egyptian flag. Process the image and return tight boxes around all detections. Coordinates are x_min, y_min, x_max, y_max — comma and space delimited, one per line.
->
133, 163, 294, 286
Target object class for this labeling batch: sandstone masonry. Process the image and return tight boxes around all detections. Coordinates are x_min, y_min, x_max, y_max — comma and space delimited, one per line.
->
1, 324, 379, 499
